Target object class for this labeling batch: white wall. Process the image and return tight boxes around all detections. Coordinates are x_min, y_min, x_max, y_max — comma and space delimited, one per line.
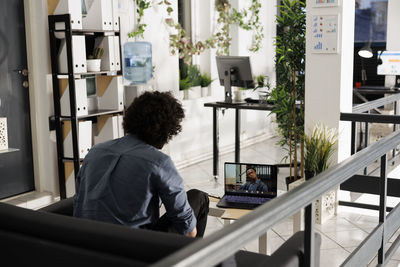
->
387, 0, 400, 50
24, 0, 58, 194
24, 0, 277, 196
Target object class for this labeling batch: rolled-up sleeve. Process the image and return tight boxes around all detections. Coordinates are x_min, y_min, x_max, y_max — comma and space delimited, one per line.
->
154, 157, 196, 235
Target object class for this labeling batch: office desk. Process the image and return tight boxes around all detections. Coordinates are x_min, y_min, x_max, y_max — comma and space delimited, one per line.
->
354, 86, 400, 95
209, 196, 268, 254
204, 102, 274, 179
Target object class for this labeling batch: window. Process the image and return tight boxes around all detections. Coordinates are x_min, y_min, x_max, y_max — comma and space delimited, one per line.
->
355, 0, 388, 43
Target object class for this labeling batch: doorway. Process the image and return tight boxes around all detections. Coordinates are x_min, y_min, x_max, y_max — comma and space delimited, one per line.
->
0, 0, 35, 199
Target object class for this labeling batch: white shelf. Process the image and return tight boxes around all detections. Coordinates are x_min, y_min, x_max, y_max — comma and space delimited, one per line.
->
0, 148, 19, 154
57, 71, 119, 79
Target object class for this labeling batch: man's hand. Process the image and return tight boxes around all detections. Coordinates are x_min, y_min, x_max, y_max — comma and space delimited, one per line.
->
185, 226, 197, 238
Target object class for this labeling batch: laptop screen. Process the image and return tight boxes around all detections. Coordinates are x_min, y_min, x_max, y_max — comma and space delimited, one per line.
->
224, 162, 277, 198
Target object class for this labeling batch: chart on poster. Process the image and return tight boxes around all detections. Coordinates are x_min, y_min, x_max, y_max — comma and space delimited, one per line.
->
314, 0, 339, 7
311, 15, 339, 54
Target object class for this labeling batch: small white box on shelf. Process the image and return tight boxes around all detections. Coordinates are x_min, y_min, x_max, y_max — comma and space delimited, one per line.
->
83, 0, 113, 31
113, 36, 121, 71
117, 115, 124, 138
95, 36, 115, 71
48, 0, 82, 30
59, 79, 88, 117
112, 0, 119, 31
94, 115, 119, 145
63, 161, 81, 198
97, 76, 123, 110
0, 117, 8, 151
63, 120, 92, 159
58, 35, 87, 73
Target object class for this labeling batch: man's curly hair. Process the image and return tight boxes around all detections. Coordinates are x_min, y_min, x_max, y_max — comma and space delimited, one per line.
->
123, 91, 185, 149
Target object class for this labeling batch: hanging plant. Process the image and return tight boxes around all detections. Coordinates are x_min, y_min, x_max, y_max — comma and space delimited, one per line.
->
163, 0, 264, 63
128, 0, 264, 62
128, 0, 152, 39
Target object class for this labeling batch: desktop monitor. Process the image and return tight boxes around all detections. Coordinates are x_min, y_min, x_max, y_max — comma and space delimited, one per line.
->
216, 56, 254, 103
377, 51, 400, 76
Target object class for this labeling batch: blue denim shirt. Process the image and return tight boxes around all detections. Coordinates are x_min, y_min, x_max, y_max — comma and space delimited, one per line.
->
73, 134, 196, 235
239, 179, 268, 192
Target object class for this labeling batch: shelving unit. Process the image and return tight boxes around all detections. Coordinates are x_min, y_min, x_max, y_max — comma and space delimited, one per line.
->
0, 148, 20, 154
48, 14, 123, 199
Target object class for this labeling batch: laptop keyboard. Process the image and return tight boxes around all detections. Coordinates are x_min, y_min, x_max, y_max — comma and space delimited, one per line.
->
225, 195, 271, 205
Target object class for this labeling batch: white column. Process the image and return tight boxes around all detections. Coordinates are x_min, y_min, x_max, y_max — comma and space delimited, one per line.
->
305, 0, 355, 164
387, 0, 400, 50
305, 0, 355, 222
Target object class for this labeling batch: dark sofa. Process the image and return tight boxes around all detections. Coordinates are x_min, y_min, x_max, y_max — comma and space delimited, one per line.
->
0, 198, 321, 266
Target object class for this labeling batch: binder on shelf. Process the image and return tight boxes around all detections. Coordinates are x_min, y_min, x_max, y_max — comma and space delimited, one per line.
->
83, 0, 113, 31
63, 161, 80, 198
117, 115, 124, 138
112, 0, 119, 31
95, 36, 115, 71
48, 0, 83, 30
58, 35, 87, 73
62, 120, 92, 159
113, 36, 121, 71
97, 76, 124, 110
59, 78, 88, 117
94, 115, 119, 145
0, 117, 8, 151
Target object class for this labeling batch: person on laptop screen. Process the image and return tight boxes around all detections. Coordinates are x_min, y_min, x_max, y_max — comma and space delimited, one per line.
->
239, 167, 268, 192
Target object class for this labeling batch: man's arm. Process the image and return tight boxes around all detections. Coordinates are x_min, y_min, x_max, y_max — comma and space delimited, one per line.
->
155, 157, 197, 236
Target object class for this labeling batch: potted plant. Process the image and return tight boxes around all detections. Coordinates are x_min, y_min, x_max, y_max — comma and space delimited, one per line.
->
185, 64, 202, 99
304, 124, 338, 180
253, 75, 271, 104
270, 0, 306, 187
200, 72, 213, 97
180, 77, 192, 100
87, 47, 104, 72
304, 124, 338, 224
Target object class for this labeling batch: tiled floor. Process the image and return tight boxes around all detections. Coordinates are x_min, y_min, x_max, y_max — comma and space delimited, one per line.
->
2, 136, 400, 266
178, 137, 400, 267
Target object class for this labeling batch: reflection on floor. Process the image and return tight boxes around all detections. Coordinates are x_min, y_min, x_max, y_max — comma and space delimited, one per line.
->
2, 137, 400, 266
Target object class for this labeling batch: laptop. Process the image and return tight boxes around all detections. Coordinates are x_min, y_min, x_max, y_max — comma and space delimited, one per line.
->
217, 162, 278, 210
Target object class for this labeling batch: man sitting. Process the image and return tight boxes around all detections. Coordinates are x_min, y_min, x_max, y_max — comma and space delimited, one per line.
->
73, 91, 209, 237
239, 167, 268, 193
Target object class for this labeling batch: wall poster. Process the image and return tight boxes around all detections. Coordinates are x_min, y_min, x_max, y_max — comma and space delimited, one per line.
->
311, 15, 339, 54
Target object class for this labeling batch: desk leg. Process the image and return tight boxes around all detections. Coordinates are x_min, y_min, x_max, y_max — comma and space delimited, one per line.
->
235, 109, 240, 163
224, 219, 268, 254
259, 232, 268, 255
213, 107, 219, 180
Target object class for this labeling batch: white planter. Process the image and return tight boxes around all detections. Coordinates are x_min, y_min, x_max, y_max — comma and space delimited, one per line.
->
315, 188, 338, 224
184, 86, 201, 100
233, 90, 245, 102
289, 179, 337, 226
175, 90, 184, 101
87, 59, 101, 72
201, 86, 208, 97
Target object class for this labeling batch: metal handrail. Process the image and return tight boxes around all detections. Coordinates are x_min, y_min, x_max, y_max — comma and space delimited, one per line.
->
151, 130, 400, 267
353, 93, 400, 113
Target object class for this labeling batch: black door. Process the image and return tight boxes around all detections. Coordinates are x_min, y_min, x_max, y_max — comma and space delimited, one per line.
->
0, 0, 34, 199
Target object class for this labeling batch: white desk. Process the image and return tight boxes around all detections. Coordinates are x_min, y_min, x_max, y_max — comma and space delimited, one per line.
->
209, 197, 268, 254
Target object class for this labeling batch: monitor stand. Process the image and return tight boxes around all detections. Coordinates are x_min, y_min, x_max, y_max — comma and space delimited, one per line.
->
216, 68, 246, 104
